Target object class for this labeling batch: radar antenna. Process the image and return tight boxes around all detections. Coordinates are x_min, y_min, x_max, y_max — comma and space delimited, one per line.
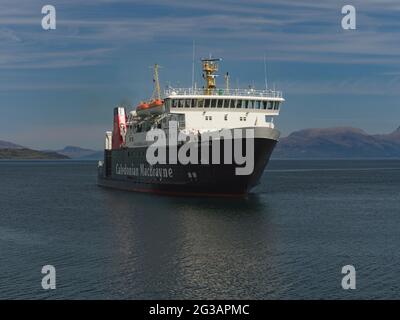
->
201, 57, 221, 95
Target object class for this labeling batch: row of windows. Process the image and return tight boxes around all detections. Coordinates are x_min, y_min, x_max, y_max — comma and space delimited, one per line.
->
206, 115, 252, 121
169, 99, 280, 110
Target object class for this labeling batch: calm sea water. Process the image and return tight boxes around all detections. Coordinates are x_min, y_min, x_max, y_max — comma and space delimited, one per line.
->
0, 160, 399, 299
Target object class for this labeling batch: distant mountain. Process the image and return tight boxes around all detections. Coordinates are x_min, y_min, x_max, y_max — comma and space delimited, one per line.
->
0, 140, 24, 149
0, 139, 68, 159
0, 148, 69, 160
377, 126, 400, 140
56, 146, 103, 160
273, 126, 400, 159
3, 126, 400, 160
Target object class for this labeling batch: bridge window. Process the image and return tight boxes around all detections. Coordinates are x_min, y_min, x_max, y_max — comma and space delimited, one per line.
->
243, 100, 249, 109
223, 99, 230, 108
197, 99, 204, 108
217, 99, 223, 108
262, 101, 268, 110
204, 99, 211, 108
171, 99, 178, 108
273, 102, 280, 110
236, 100, 242, 109
211, 99, 217, 108
184, 99, 191, 108
254, 101, 261, 109
164, 99, 171, 109
267, 101, 273, 110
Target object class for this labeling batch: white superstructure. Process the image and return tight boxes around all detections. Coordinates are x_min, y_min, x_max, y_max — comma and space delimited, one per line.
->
165, 87, 283, 133
122, 58, 284, 148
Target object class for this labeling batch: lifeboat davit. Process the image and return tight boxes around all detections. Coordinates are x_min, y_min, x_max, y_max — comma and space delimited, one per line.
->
136, 99, 164, 117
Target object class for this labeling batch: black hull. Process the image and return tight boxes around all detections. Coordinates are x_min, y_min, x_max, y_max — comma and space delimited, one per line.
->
98, 137, 277, 197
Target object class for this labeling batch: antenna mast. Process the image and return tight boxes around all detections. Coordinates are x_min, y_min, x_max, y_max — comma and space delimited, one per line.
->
263, 54, 268, 90
224, 72, 230, 90
191, 41, 195, 90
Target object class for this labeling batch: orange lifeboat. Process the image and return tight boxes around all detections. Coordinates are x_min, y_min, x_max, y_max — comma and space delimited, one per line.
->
149, 99, 163, 108
136, 64, 165, 117
148, 99, 164, 115
136, 99, 164, 117
136, 102, 150, 116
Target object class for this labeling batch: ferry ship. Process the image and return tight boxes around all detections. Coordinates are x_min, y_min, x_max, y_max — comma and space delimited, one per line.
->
98, 58, 284, 197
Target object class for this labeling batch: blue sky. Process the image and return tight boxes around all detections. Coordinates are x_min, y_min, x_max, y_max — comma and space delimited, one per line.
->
1, 0, 400, 149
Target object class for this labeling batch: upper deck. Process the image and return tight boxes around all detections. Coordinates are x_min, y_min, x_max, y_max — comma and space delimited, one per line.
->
164, 87, 284, 100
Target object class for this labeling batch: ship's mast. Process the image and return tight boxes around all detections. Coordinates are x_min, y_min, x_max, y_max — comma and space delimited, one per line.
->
150, 63, 162, 101
201, 58, 221, 95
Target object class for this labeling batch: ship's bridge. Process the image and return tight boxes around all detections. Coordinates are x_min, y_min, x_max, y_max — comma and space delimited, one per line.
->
164, 87, 284, 114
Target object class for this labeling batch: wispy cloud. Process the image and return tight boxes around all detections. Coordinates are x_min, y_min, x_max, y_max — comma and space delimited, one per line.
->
279, 77, 400, 95
0, 47, 114, 69
1, 0, 400, 70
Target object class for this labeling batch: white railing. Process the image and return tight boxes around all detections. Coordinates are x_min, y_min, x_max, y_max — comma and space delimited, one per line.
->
164, 87, 283, 98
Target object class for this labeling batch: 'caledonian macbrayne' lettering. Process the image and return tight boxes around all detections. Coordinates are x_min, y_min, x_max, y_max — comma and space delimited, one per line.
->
116, 163, 173, 179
